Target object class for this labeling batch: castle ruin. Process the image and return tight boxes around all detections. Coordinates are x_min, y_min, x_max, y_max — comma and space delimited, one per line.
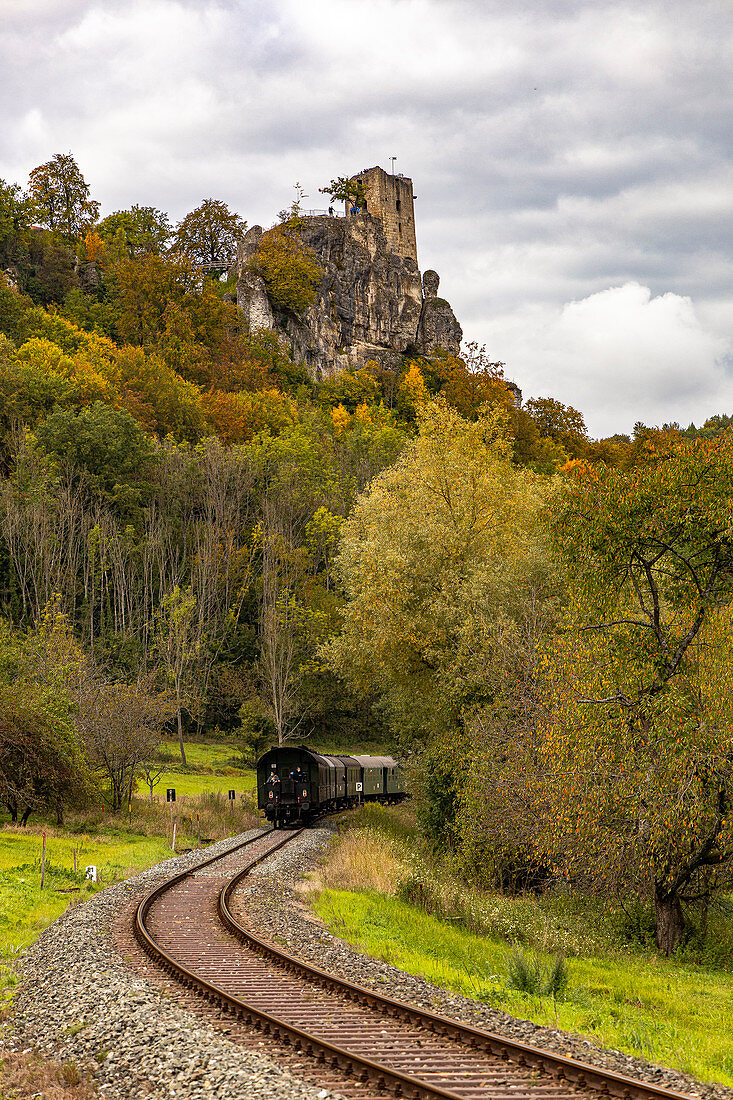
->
237, 165, 462, 377
349, 165, 418, 265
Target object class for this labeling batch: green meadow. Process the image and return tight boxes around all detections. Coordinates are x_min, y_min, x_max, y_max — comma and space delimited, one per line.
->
313, 809, 733, 1089
151, 741, 256, 799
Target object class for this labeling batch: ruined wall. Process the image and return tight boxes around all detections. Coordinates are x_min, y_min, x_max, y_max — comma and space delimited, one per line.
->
351, 166, 418, 265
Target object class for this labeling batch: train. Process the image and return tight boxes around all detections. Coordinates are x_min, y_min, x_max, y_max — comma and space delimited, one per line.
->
256, 745, 407, 827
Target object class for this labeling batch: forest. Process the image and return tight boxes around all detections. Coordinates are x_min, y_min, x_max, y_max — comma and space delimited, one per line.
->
1, 152, 732, 958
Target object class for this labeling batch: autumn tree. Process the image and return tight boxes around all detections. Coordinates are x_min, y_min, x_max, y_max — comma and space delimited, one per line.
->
250, 225, 322, 315
325, 398, 550, 742
110, 250, 238, 383
28, 153, 100, 241
538, 437, 733, 954
525, 396, 588, 459
78, 676, 173, 812
175, 198, 245, 267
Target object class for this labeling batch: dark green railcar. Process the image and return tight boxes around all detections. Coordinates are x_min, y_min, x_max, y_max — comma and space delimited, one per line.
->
256, 746, 407, 827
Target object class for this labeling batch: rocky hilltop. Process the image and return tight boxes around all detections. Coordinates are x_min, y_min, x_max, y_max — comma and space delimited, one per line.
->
236, 166, 462, 377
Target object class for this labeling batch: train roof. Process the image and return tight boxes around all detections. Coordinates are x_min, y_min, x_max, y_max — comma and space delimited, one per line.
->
351, 754, 400, 767
256, 747, 401, 770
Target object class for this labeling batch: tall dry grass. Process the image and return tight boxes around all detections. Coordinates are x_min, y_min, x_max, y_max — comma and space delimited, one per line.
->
319, 827, 407, 894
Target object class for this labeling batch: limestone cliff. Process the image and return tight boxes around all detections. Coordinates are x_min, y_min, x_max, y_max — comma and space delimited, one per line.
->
236, 209, 462, 378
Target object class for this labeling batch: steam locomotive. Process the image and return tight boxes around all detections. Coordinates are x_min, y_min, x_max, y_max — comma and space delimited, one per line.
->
256, 745, 407, 827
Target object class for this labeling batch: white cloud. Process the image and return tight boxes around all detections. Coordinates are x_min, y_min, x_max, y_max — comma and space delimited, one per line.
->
480, 284, 731, 436
1, 0, 733, 437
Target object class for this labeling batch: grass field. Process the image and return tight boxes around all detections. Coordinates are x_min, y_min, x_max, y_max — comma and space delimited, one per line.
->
311, 811, 733, 1088
0, 739, 261, 1011
0, 828, 177, 1007
150, 740, 256, 799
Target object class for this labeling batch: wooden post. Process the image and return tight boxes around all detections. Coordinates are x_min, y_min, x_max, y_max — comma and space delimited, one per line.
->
197, 813, 200, 847
73, 847, 77, 873
171, 822, 177, 852
40, 832, 46, 889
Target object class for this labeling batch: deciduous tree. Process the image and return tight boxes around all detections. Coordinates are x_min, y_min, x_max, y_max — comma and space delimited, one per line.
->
325, 398, 550, 740
537, 437, 733, 953
28, 153, 100, 241
175, 198, 245, 267
98, 205, 172, 256
250, 226, 322, 315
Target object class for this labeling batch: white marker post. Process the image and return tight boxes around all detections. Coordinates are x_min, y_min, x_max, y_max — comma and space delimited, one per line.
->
166, 788, 176, 844
40, 831, 46, 888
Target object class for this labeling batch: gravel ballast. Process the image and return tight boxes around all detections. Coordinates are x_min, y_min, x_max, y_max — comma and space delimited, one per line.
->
4, 824, 732, 1100
3, 830, 339, 1100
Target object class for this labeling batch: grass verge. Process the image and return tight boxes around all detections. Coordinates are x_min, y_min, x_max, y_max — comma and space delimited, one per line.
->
311, 810, 733, 1088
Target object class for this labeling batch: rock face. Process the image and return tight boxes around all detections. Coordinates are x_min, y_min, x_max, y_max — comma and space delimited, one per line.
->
237, 226, 275, 330
237, 207, 462, 378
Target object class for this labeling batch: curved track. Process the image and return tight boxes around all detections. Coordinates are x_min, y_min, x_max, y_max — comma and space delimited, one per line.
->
135, 829, 695, 1100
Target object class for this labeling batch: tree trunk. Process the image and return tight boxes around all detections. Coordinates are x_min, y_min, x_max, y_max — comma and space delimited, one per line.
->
177, 707, 187, 766
654, 887, 685, 955
55, 794, 64, 827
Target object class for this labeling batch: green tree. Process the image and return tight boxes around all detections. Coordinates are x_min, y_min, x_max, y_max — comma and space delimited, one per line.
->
97, 205, 172, 256
538, 438, 733, 953
0, 617, 91, 825
28, 153, 100, 240
250, 225, 322, 315
0, 178, 37, 267
174, 198, 245, 267
35, 401, 158, 516
319, 176, 366, 208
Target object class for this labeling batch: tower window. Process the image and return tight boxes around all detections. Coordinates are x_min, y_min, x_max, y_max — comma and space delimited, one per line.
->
396, 198, 401, 212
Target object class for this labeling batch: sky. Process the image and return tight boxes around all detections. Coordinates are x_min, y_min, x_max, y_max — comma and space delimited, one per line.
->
1, 0, 732, 437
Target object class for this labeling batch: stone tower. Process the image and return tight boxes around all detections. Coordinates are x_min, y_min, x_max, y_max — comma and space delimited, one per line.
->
350, 166, 418, 264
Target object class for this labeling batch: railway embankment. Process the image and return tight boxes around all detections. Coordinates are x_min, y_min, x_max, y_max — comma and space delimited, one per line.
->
4, 824, 732, 1100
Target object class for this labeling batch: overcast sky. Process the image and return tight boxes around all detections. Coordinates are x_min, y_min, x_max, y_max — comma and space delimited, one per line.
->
2, 0, 732, 437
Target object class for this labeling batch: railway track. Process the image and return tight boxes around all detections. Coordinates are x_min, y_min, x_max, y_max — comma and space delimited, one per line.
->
135, 828, 695, 1100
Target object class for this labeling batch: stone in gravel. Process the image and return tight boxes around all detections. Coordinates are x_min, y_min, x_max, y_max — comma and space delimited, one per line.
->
3, 830, 342, 1100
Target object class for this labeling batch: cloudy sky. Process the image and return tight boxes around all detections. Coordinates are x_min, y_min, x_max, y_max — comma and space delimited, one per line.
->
2, 0, 732, 437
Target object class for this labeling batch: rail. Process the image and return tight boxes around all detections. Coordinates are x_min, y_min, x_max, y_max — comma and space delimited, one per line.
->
134, 829, 698, 1100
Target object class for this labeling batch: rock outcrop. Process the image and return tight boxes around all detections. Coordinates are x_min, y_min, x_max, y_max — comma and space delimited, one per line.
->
236, 210, 462, 378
